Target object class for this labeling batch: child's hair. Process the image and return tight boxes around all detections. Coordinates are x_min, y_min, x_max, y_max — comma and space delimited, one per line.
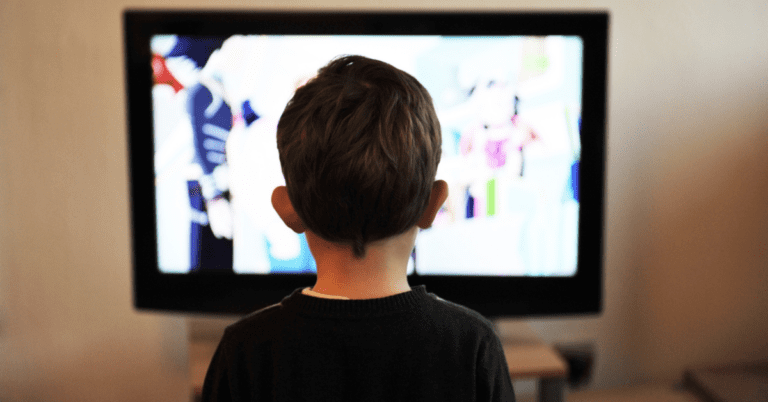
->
277, 55, 442, 258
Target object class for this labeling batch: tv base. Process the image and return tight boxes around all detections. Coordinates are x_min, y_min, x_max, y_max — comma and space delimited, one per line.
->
497, 321, 568, 402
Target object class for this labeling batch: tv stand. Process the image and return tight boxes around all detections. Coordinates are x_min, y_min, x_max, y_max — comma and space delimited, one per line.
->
497, 321, 568, 402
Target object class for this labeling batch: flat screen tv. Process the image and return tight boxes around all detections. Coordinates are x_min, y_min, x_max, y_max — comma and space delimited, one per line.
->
124, 10, 608, 318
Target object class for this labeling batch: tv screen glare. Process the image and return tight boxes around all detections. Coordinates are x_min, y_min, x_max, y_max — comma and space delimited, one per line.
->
125, 11, 608, 317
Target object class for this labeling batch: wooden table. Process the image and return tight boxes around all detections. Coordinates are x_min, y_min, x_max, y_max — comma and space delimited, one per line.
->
503, 340, 568, 402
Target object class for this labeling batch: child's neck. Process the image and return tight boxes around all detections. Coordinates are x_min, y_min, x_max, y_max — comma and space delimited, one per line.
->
305, 229, 416, 300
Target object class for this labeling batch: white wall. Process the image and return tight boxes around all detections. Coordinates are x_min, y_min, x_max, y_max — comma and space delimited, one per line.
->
0, 0, 766, 400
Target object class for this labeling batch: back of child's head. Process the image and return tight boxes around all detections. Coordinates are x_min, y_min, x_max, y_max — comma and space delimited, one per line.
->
277, 55, 442, 258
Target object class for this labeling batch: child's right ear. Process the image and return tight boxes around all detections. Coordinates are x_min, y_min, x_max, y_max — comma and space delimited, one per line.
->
271, 186, 306, 234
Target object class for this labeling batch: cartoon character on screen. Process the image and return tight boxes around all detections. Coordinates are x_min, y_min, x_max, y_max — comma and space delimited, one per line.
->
457, 76, 539, 220
153, 35, 260, 273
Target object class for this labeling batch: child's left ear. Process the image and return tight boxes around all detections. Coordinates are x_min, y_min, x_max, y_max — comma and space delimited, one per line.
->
417, 180, 449, 229
271, 186, 307, 233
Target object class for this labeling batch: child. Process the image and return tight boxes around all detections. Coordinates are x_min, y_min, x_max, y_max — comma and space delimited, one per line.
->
201, 55, 515, 402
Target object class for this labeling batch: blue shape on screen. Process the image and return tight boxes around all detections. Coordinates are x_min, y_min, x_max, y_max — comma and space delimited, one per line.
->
188, 180, 205, 269
187, 84, 232, 178
465, 188, 475, 219
242, 100, 260, 126
452, 129, 462, 156
268, 234, 317, 274
166, 36, 225, 69
570, 160, 580, 202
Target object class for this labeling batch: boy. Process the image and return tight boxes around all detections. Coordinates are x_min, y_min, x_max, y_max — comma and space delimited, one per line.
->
201, 55, 515, 401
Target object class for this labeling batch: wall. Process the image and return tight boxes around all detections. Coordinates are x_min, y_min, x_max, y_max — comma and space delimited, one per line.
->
618, 2, 768, 380
0, 0, 766, 400
0, 1, 190, 401
519, 0, 768, 388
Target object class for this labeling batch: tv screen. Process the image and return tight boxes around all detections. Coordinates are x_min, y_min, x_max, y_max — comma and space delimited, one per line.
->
125, 11, 608, 317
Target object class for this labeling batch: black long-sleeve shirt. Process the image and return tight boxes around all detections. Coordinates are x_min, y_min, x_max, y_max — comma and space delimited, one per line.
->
201, 285, 515, 402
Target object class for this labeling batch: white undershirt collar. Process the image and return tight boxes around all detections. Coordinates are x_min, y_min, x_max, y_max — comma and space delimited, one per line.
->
301, 287, 351, 300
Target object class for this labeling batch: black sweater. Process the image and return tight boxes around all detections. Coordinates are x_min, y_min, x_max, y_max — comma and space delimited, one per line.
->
201, 286, 515, 402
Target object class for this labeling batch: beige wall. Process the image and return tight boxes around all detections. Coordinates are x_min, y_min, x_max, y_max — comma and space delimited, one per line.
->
1, 0, 766, 400
520, 0, 768, 387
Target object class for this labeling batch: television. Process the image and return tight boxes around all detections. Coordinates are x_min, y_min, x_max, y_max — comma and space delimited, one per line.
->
124, 10, 608, 318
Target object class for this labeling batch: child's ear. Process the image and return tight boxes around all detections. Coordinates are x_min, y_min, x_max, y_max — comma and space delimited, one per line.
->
271, 186, 306, 233
417, 180, 449, 229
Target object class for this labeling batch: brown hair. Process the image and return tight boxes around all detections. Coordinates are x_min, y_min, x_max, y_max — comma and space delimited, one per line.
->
276, 55, 441, 258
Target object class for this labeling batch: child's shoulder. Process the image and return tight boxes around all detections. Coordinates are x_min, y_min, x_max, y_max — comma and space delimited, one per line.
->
221, 290, 299, 342
424, 291, 498, 335
220, 287, 498, 343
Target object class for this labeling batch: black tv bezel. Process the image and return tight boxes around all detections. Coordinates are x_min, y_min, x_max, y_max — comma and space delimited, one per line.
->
124, 10, 608, 318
